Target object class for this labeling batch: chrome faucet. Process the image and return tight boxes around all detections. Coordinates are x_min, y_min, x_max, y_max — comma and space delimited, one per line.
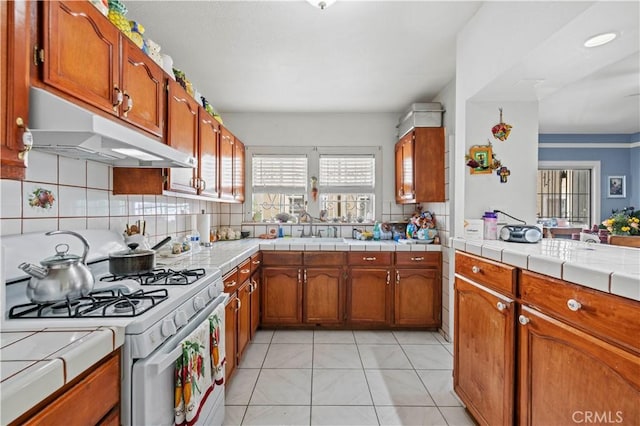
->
298, 211, 314, 237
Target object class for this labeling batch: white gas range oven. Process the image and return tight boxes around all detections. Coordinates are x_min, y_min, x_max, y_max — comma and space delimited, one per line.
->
1, 230, 228, 426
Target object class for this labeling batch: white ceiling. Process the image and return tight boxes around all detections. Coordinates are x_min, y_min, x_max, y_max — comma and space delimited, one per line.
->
126, 0, 640, 134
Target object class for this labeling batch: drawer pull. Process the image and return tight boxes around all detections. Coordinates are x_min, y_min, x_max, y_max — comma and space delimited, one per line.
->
225, 280, 237, 288
386, 270, 390, 285
471, 266, 480, 274
496, 302, 507, 311
567, 299, 582, 311
252, 260, 261, 265
363, 257, 377, 261
410, 256, 424, 261
240, 269, 251, 274
518, 315, 530, 325
396, 270, 400, 283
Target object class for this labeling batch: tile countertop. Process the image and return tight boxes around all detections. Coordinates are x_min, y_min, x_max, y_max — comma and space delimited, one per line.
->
452, 237, 640, 302
0, 326, 125, 425
157, 238, 442, 276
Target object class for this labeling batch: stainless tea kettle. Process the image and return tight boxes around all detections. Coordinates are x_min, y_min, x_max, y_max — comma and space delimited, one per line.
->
19, 230, 95, 303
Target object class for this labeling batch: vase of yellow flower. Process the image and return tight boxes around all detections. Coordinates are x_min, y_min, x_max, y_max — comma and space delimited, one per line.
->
602, 207, 640, 248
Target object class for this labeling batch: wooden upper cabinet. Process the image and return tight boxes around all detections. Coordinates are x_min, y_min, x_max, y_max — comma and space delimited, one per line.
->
233, 138, 245, 202
165, 79, 199, 194
120, 40, 164, 136
1, 0, 31, 179
198, 109, 220, 198
395, 127, 445, 203
43, 0, 120, 115
42, 1, 164, 137
219, 126, 234, 201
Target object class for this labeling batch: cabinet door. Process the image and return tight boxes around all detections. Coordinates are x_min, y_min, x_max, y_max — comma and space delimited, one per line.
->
518, 306, 640, 426
43, 0, 120, 115
394, 268, 440, 327
233, 138, 245, 202
304, 268, 344, 325
120, 40, 164, 137
1, 0, 30, 179
237, 281, 251, 362
198, 110, 220, 198
453, 277, 515, 426
250, 271, 261, 339
261, 267, 302, 325
166, 79, 198, 194
347, 268, 390, 325
225, 294, 238, 380
414, 127, 445, 202
219, 126, 234, 201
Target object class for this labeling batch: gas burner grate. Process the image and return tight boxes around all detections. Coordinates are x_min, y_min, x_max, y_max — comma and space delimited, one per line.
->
100, 268, 205, 286
8, 288, 169, 318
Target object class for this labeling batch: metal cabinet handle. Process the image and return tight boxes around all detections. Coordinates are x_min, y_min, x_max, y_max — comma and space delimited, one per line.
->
113, 86, 123, 111
496, 302, 507, 311
362, 257, 377, 261
298, 269, 301, 283
122, 91, 133, 116
410, 257, 424, 261
396, 270, 400, 283
518, 315, 530, 325
304, 269, 307, 284
225, 280, 237, 288
471, 265, 480, 274
240, 269, 251, 274
235, 298, 241, 311
386, 270, 390, 285
200, 179, 206, 191
567, 299, 582, 311
252, 260, 261, 265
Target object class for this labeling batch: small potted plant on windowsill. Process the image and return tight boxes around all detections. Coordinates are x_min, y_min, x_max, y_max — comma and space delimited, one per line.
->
601, 207, 640, 248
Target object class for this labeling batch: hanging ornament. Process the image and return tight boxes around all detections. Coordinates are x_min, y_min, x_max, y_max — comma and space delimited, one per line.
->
310, 176, 318, 201
491, 108, 512, 141
497, 166, 511, 183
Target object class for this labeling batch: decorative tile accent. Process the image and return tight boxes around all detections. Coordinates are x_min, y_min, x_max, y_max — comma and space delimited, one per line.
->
22, 183, 58, 218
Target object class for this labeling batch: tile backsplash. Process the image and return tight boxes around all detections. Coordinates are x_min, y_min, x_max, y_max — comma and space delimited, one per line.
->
0, 151, 220, 245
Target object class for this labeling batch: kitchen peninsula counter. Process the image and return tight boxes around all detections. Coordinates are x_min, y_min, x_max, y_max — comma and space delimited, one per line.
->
453, 237, 640, 301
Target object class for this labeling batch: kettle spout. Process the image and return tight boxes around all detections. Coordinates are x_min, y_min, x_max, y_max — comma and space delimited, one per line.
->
19, 262, 48, 279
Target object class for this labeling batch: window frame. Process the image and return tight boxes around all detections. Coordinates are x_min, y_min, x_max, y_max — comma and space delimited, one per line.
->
245, 146, 382, 222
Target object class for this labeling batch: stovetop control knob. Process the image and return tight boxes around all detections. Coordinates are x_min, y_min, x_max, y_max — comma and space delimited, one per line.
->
208, 286, 218, 298
161, 318, 176, 337
175, 310, 188, 328
194, 296, 205, 311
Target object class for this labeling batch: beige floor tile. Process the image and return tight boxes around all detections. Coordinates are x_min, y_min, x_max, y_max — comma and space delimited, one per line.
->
403, 344, 453, 370
416, 370, 461, 407
358, 344, 412, 369
225, 368, 260, 405
392, 331, 442, 345
272, 329, 314, 343
250, 369, 312, 405
311, 405, 379, 426
376, 406, 447, 426
314, 330, 355, 344
263, 343, 313, 368
243, 405, 311, 426
439, 407, 476, 426
222, 405, 246, 426
238, 343, 269, 369
314, 343, 362, 368
354, 330, 397, 344
252, 329, 274, 343
365, 370, 434, 406
312, 369, 373, 406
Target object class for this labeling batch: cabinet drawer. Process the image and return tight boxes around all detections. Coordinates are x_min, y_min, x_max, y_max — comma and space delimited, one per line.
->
223, 268, 239, 294
520, 270, 640, 353
348, 252, 393, 266
395, 252, 441, 268
455, 251, 516, 296
238, 258, 251, 284
262, 251, 302, 266
304, 251, 345, 266
250, 252, 262, 274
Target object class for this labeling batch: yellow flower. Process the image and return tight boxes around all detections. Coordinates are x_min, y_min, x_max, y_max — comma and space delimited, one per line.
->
621, 226, 631, 232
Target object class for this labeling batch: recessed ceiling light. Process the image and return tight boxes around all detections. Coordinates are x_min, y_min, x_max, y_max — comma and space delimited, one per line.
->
583, 32, 617, 48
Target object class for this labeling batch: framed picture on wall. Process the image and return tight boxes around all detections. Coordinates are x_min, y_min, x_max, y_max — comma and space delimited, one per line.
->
607, 176, 626, 198
468, 145, 493, 175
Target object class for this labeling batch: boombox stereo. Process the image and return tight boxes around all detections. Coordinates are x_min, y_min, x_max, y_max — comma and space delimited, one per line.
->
499, 225, 542, 243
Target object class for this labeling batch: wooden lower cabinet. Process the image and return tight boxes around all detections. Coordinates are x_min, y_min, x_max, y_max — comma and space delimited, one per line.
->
518, 305, 640, 426
237, 280, 251, 362
453, 276, 515, 426
304, 267, 344, 325
347, 268, 391, 326
21, 351, 120, 426
225, 293, 238, 379
261, 267, 302, 325
394, 267, 441, 327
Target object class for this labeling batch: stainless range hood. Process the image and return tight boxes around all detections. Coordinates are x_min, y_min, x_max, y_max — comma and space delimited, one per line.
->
28, 88, 197, 168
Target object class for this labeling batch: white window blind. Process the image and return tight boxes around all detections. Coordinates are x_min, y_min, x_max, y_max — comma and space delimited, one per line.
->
319, 155, 375, 190
252, 155, 307, 192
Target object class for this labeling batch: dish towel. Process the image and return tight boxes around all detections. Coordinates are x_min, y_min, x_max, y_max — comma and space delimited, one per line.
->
209, 303, 225, 385
174, 320, 213, 426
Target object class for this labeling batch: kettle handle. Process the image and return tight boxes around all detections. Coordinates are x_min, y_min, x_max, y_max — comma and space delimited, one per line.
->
45, 230, 90, 264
